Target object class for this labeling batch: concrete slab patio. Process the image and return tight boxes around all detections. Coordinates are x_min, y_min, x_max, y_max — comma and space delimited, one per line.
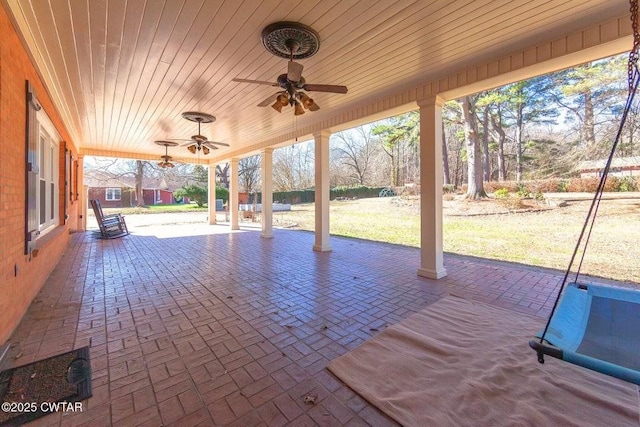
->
2, 225, 622, 426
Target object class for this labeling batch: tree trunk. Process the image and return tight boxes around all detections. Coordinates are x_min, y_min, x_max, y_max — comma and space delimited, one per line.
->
515, 104, 524, 182
481, 106, 491, 182
394, 144, 401, 186
216, 163, 230, 188
135, 160, 145, 207
583, 88, 596, 147
460, 96, 487, 199
441, 120, 451, 185
491, 113, 507, 181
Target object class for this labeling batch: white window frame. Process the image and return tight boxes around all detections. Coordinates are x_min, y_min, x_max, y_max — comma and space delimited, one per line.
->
155, 189, 162, 203
36, 110, 60, 236
106, 188, 122, 201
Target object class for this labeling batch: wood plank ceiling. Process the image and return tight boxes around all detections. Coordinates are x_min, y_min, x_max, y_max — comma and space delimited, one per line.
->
4, 0, 631, 163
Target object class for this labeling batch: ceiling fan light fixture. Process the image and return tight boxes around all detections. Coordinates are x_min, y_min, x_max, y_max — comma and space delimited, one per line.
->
298, 92, 317, 110
272, 92, 290, 112
271, 101, 284, 112
176, 111, 226, 154
294, 100, 305, 116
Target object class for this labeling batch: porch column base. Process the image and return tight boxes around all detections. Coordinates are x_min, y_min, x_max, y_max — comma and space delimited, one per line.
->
261, 232, 274, 239
417, 267, 448, 279
313, 244, 332, 252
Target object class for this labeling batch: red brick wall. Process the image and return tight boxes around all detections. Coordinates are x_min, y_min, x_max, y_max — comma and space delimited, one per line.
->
88, 187, 134, 208
0, 4, 80, 345
143, 189, 155, 206
159, 190, 173, 204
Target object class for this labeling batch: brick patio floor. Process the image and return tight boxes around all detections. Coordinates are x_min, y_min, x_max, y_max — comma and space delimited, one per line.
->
3, 225, 618, 426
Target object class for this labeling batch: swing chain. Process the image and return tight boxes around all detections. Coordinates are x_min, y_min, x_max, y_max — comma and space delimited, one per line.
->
629, 0, 640, 91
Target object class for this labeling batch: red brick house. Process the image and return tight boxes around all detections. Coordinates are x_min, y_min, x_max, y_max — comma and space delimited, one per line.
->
85, 170, 136, 208
85, 170, 187, 207
141, 178, 183, 205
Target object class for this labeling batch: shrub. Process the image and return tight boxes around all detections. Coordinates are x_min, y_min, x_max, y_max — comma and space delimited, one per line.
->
330, 185, 387, 199
175, 184, 207, 207
442, 184, 456, 194
516, 183, 530, 198
615, 176, 637, 192
494, 188, 509, 198
557, 180, 569, 192
216, 186, 229, 203
484, 181, 519, 192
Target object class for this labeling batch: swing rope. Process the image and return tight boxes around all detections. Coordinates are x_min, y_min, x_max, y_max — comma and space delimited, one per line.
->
537, 0, 640, 356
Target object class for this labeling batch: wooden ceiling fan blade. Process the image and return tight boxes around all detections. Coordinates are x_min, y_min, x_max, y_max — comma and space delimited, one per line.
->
202, 142, 220, 149
179, 140, 197, 146
303, 84, 348, 94
233, 78, 277, 86
206, 141, 229, 147
258, 93, 279, 107
287, 61, 303, 82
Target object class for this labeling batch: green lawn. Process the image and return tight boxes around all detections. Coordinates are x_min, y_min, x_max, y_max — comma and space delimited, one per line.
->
273, 197, 640, 284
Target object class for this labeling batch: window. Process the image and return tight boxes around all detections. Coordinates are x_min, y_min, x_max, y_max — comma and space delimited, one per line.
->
36, 112, 60, 234
106, 188, 121, 201
155, 189, 161, 203
26, 82, 62, 252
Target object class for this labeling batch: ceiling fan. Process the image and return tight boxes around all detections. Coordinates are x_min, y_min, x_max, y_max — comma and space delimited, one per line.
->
169, 112, 229, 155
232, 21, 348, 115
154, 140, 178, 168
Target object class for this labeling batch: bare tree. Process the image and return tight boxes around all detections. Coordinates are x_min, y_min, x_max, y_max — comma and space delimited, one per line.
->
273, 142, 314, 191
239, 155, 261, 193
216, 163, 229, 188
332, 126, 378, 185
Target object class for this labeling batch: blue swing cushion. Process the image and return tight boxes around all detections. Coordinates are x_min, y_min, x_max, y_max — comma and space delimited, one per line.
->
531, 282, 640, 385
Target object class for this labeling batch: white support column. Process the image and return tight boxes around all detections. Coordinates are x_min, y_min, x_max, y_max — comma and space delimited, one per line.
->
417, 96, 447, 279
229, 158, 240, 230
77, 155, 86, 231
313, 130, 332, 252
208, 163, 217, 225
261, 148, 274, 238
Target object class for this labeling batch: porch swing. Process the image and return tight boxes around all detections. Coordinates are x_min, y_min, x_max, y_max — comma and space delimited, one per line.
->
529, 0, 640, 386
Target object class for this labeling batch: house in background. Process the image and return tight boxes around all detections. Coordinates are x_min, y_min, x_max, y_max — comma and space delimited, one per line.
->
141, 178, 186, 205
85, 170, 135, 208
578, 156, 640, 178
85, 170, 189, 207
